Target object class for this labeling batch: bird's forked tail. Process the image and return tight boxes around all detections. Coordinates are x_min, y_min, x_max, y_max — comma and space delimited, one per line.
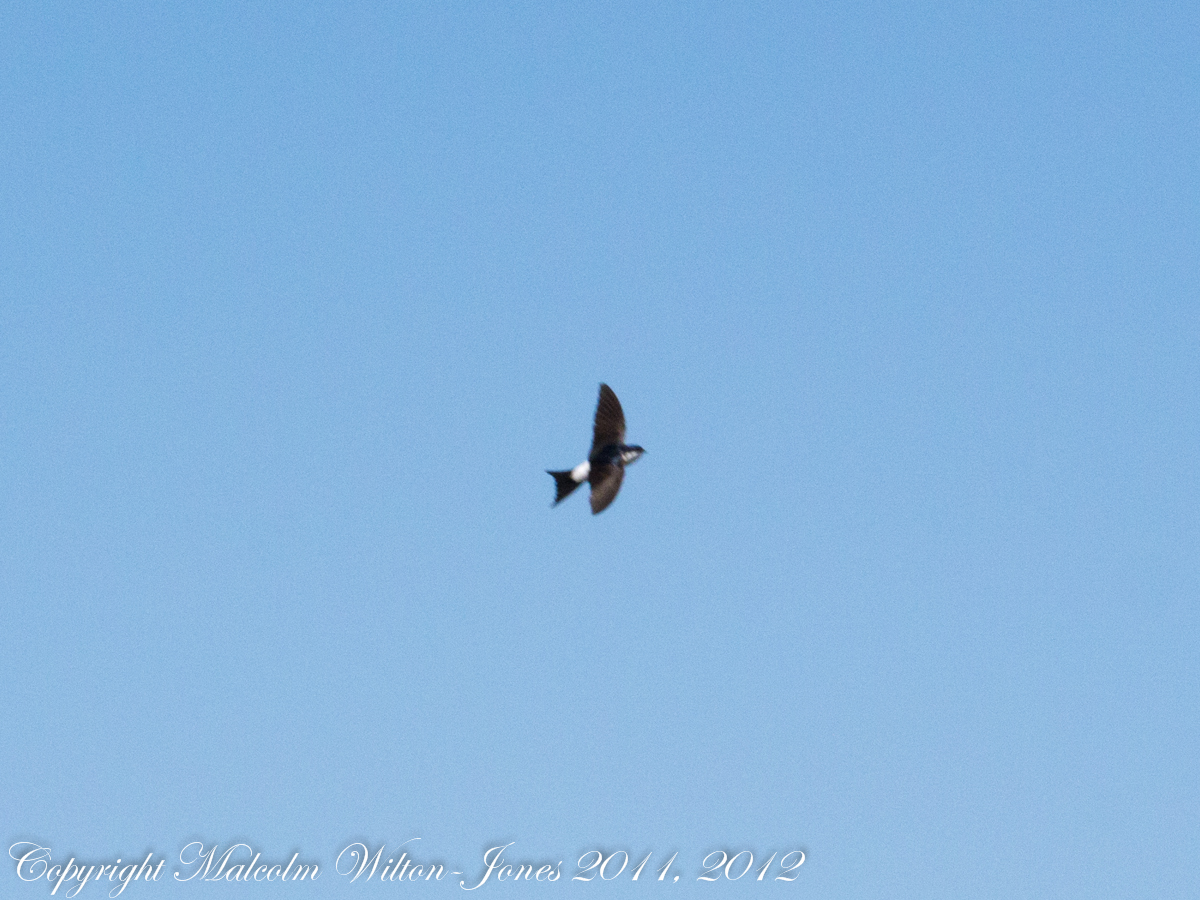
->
547, 469, 582, 504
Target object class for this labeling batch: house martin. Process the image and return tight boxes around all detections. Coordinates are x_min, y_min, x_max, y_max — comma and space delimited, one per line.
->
547, 383, 645, 514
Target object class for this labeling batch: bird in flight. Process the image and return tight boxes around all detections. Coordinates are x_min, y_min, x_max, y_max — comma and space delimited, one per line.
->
547, 383, 645, 514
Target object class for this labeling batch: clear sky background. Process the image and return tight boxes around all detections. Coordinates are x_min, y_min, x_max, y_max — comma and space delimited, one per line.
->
2, 2, 1197, 898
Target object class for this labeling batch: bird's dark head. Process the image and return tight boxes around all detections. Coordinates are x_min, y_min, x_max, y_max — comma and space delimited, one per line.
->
620, 445, 645, 465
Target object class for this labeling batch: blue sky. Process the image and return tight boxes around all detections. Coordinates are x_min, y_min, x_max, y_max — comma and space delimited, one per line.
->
2, 2, 1197, 898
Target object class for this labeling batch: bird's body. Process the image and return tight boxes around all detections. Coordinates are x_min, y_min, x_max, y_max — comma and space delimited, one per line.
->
548, 384, 644, 514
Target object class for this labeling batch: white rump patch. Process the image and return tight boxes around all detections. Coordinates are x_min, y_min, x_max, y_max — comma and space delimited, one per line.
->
571, 461, 590, 482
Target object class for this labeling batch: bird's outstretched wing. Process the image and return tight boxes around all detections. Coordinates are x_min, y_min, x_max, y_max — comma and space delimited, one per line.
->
588, 462, 624, 514
591, 383, 626, 453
